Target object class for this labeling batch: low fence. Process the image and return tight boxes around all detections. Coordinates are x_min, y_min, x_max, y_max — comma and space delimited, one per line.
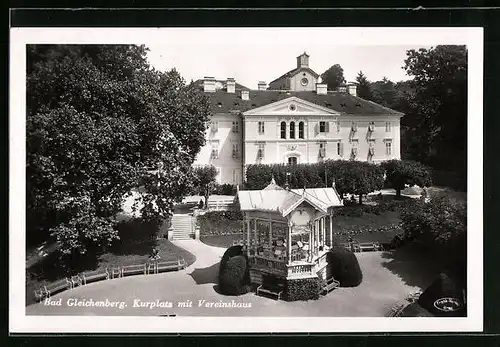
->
34, 257, 186, 302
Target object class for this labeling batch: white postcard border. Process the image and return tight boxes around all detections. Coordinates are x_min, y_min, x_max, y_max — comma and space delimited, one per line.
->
10, 27, 483, 333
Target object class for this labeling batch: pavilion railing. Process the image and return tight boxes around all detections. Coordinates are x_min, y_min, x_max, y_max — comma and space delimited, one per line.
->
251, 256, 287, 275
286, 263, 315, 278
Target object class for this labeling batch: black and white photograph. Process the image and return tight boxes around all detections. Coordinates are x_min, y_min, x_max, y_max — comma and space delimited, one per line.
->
10, 27, 483, 333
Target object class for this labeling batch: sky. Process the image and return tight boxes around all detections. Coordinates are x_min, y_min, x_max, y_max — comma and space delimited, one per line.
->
145, 28, 434, 89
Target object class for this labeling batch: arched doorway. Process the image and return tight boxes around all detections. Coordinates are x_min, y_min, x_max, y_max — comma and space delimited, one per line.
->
288, 156, 298, 165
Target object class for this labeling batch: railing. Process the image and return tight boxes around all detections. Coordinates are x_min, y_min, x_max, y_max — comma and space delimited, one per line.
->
251, 256, 287, 275
207, 199, 236, 211
287, 263, 315, 278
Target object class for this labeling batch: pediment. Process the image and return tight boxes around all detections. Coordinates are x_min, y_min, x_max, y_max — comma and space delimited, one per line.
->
243, 97, 339, 116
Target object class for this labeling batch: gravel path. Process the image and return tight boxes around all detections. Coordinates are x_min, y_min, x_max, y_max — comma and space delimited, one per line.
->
26, 241, 430, 317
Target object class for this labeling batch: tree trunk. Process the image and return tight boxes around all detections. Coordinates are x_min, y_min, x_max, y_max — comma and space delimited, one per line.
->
358, 194, 363, 205
204, 188, 210, 210
396, 189, 402, 199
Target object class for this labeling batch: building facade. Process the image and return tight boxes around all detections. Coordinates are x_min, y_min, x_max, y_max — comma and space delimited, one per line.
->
192, 53, 403, 185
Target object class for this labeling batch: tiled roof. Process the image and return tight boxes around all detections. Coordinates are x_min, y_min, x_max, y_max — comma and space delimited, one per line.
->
204, 89, 403, 116
269, 67, 320, 84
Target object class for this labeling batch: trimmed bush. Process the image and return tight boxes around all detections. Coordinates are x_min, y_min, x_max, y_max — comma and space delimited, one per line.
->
286, 277, 320, 301
398, 302, 435, 317
214, 183, 238, 196
417, 272, 466, 317
197, 211, 244, 236
218, 254, 251, 296
326, 248, 363, 287
220, 245, 243, 271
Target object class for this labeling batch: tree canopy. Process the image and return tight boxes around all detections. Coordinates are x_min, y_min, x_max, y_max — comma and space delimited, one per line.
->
382, 159, 432, 197
402, 45, 467, 187
192, 165, 218, 209
355, 71, 372, 100
27, 44, 211, 256
320, 64, 346, 91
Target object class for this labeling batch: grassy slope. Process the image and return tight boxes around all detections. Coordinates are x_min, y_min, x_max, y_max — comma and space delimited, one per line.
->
26, 218, 196, 306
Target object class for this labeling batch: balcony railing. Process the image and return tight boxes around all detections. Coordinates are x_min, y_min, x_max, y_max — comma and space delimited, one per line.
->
251, 256, 287, 276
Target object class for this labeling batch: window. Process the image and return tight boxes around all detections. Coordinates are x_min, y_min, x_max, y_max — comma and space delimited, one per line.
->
351, 121, 358, 132
336, 120, 340, 133
351, 140, 358, 160
337, 142, 344, 156
211, 120, 219, 133
258, 121, 265, 134
319, 121, 329, 133
319, 142, 326, 158
288, 156, 298, 165
385, 122, 392, 132
301, 78, 309, 86
280, 121, 286, 139
257, 143, 265, 160
232, 143, 240, 158
232, 121, 239, 133
385, 141, 392, 156
232, 169, 240, 184
290, 121, 296, 139
368, 121, 375, 132
215, 167, 221, 184
211, 141, 219, 159
298, 122, 304, 139
368, 140, 375, 161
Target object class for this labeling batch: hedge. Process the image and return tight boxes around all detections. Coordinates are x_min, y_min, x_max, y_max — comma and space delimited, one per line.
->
326, 248, 363, 287
286, 277, 320, 301
218, 254, 251, 296
197, 211, 244, 236
220, 245, 244, 271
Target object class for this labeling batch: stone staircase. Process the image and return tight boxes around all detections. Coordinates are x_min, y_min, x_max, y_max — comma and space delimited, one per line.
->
168, 214, 196, 240
250, 269, 263, 285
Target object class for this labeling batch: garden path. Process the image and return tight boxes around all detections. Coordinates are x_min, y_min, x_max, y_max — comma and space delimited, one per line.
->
26, 240, 432, 318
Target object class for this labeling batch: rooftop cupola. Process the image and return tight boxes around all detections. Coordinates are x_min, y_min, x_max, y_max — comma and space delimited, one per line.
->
296, 51, 310, 69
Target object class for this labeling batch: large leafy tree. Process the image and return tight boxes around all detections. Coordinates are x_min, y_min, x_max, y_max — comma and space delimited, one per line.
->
320, 64, 346, 91
370, 77, 398, 109
192, 165, 218, 209
402, 46, 467, 186
27, 45, 211, 256
382, 159, 432, 198
355, 71, 372, 100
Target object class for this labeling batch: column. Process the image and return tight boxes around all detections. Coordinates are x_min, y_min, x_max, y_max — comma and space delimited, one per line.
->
254, 218, 258, 255
322, 217, 326, 248
287, 221, 293, 264
246, 216, 251, 256
329, 213, 333, 247
269, 218, 272, 248
308, 224, 313, 262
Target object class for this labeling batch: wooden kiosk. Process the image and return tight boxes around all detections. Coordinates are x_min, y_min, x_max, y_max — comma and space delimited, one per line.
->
236, 177, 344, 300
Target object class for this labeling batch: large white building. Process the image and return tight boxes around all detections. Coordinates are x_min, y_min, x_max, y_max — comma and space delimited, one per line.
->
193, 53, 403, 185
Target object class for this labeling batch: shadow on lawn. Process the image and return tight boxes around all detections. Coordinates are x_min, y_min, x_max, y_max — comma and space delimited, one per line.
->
380, 244, 441, 290
188, 262, 220, 285
109, 218, 161, 256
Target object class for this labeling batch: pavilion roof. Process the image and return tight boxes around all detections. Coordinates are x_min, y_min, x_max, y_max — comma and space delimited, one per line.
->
237, 181, 343, 216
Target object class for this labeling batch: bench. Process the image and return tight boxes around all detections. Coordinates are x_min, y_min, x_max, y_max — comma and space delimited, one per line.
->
320, 277, 340, 296
358, 242, 376, 252
148, 258, 186, 274
82, 269, 110, 285
43, 277, 73, 298
122, 264, 147, 277
71, 275, 83, 288
110, 267, 123, 279
256, 284, 284, 300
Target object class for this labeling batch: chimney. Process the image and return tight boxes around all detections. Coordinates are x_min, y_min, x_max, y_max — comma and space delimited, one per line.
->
347, 83, 357, 97
203, 76, 216, 93
226, 78, 235, 93
258, 81, 267, 91
241, 90, 249, 101
316, 83, 327, 95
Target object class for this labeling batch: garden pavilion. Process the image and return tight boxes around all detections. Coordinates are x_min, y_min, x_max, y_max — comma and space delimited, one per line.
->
236, 177, 343, 284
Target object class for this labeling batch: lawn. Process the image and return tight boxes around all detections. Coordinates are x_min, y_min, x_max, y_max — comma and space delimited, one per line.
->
25, 218, 196, 306
200, 209, 402, 248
